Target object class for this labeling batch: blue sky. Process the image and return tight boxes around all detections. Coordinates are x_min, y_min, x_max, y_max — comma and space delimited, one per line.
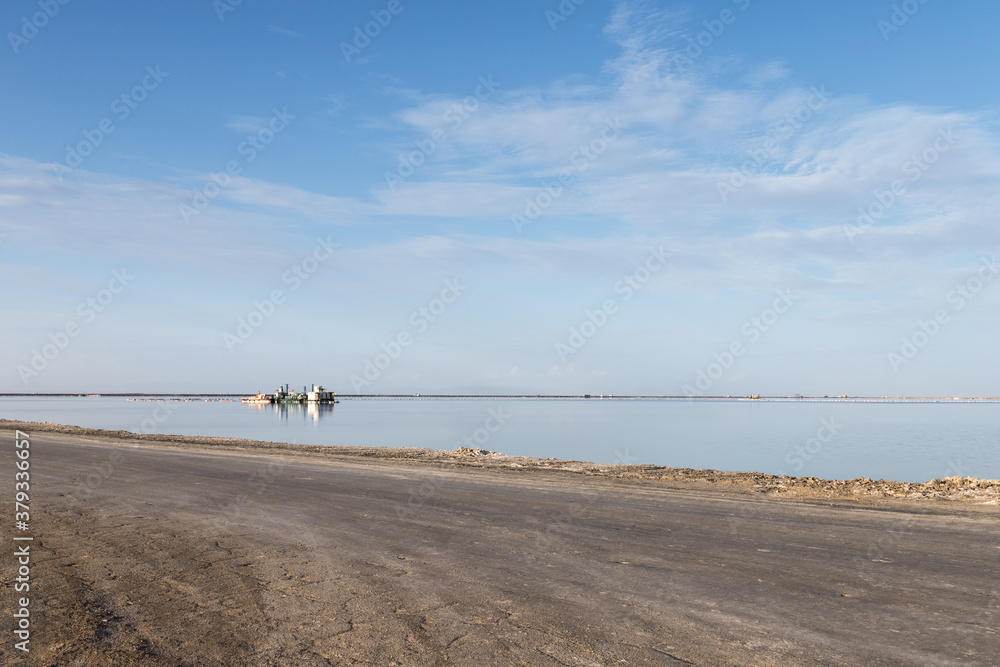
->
2, 0, 1000, 395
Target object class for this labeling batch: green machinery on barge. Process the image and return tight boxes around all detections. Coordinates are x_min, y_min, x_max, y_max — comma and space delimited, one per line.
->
241, 384, 336, 404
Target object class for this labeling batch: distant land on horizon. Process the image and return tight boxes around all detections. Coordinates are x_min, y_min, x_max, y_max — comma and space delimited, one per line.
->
2, 393, 999, 400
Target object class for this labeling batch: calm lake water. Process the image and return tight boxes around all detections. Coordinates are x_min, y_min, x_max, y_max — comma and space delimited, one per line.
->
3, 397, 998, 483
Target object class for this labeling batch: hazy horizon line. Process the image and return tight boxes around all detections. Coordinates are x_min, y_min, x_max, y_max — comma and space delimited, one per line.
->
3, 393, 999, 400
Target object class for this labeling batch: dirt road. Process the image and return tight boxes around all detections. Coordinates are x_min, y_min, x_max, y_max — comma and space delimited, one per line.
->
2, 429, 998, 665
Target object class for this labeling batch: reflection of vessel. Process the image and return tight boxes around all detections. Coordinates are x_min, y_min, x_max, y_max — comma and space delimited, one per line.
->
245, 398, 336, 423
241, 384, 338, 404
306, 401, 335, 422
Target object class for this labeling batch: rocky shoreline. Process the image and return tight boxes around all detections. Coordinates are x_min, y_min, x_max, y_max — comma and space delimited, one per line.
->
4, 418, 998, 504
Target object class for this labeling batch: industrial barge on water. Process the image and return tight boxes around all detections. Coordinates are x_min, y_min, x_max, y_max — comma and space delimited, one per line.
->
242, 384, 337, 404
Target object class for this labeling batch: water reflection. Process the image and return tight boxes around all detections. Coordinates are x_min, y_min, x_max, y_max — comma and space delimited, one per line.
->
244, 401, 336, 423
4, 397, 999, 481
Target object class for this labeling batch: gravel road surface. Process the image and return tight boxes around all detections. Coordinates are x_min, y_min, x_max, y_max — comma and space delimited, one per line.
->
2, 430, 998, 665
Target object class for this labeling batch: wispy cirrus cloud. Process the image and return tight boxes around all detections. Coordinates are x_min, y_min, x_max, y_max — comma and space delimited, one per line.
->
356, 1, 999, 252
4, 1, 1000, 395
224, 115, 275, 134
267, 25, 305, 39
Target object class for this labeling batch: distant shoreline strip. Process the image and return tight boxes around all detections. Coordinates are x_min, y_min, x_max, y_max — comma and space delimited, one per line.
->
2, 393, 1000, 401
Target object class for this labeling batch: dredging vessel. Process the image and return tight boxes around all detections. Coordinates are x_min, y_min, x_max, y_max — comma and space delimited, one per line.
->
241, 384, 337, 404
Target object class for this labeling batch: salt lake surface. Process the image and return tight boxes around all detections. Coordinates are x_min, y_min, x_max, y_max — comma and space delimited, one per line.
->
3, 396, 998, 483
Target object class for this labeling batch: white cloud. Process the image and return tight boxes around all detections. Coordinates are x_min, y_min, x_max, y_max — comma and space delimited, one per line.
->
4, 2, 1000, 395
743, 61, 791, 87
221, 176, 367, 220
267, 25, 305, 39
224, 115, 272, 134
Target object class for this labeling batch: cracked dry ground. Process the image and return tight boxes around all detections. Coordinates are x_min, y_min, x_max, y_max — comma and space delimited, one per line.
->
23, 510, 671, 666
23, 505, 634, 666
2, 434, 999, 665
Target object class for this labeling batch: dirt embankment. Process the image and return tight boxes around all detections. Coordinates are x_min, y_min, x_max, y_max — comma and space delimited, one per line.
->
3, 418, 998, 504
